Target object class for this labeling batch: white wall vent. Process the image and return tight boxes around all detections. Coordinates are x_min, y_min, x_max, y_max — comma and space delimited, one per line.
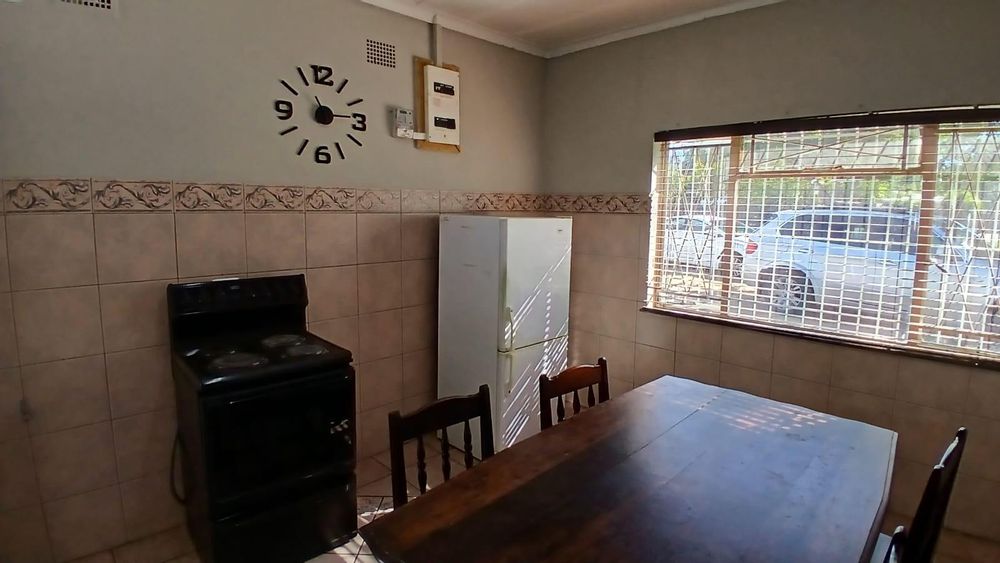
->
58, 0, 116, 13
366, 39, 396, 69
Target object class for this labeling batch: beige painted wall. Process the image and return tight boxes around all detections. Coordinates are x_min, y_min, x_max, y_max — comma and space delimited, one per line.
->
542, 0, 1000, 194
0, 0, 545, 192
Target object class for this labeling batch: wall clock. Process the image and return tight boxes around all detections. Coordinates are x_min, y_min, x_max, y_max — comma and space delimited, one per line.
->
274, 64, 366, 163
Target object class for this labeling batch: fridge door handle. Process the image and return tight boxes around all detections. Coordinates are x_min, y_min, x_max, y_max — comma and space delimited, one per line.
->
499, 351, 514, 395
499, 306, 514, 353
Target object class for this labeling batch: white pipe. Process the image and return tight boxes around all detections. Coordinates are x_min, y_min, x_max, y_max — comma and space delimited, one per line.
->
432, 14, 443, 66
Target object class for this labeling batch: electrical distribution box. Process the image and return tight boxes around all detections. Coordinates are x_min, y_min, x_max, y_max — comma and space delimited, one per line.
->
424, 65, 460, 145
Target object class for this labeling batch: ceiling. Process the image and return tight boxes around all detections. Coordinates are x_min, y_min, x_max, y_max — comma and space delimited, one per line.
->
361, 0, 787, 58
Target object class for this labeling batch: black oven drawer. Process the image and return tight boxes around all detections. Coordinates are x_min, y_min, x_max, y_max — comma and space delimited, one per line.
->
202, 368, 355, 509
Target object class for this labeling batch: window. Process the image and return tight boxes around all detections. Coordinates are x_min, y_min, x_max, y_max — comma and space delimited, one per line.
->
647, 107, 1000, 360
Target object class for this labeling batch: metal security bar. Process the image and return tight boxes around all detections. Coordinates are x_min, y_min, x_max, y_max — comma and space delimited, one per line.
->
648, 115, 1000, 360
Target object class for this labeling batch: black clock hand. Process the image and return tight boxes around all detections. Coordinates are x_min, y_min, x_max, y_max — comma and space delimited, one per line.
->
315, 96, 323, 107
332, 113, 351, 118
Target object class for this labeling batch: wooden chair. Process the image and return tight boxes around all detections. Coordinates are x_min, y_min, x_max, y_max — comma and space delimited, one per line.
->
387, 384, 495, 509
872, 427, 968, 563
539, 357, 610, 430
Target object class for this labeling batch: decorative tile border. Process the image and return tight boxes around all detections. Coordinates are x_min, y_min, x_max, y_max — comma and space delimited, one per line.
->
0, 179, 650, 215
245, 185, 304, 211
304, 187, 355, 211
3, 179, 92, 212
174, 182, 243, 211
356, 189, 401, 213
93, 180, 173, 211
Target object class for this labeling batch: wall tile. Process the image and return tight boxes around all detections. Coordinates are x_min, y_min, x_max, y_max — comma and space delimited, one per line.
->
572, 213, 641, 258
572, 254, 639, 300
359, 309, 401, 362
357, 214, 401, 264
309, 316, 359, 358
0, 438, 39, 510
305, 213, 357, 267
44, 485, 125, 562
175, 212, 246, 277
244, 185, 304, 211
635, 344, 675, 387
358, 355, 403, 411
635, 311, 676, 350
7, 213, 97, 290
675, 319, 722, 360
673, 352, 719, 386
94, 213, 177, 284
106, 346, 173, 419
770, 373, 828, 412
22, 355, 109, 435
3, 179, 91, 213
112, 525, 193, 563
569, 292, 601, 335
0, 368, 27, 443
402, 348, 436, 400
966, 368, 1000, 421
173, 183, 242, 211
961, 415, 1000, 482
936, 525, 1000, 563
14, 286, 104, 365
719, 363, 771, 398
402, 392, 435, 415
401, 305, 435, 354
33, 422, 117, 501
69, 550, 114, 563
304, 188, 355, 212
401, 259, 436, 307
948, 473, 1000, 539
358, 401, 399, 458
830, 346, 898, 395
0, 293, 17, 368
113, 409, 175, 482
827, 388, 893, 429
888, 458, 932, 518
598, 296, 636, 341
358, 262, 402, 313
93, 180, 172, 212
120, 471, 185, 541
400, 190, 439, 213
245, 213, 306, 272
0, 503, 53, 563
720, 326, 773, 372
100, 280, 170, 353
568, 331, 600, 366
772, 335, 834, 384
401, 214, 438, 260
356, 190, 401, 213
306, 266, 358, 321
896, 357, 970, 412
892, 402, 964, 466
0, 216, 9, 293
609, 376, 632, 398
599, 336, 634, 385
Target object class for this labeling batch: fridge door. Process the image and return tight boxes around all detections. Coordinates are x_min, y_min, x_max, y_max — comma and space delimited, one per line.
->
496, 336, 568, 451
499, 218, 572, 352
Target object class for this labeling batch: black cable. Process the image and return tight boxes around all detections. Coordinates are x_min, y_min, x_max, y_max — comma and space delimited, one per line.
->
170, 429, 187, 504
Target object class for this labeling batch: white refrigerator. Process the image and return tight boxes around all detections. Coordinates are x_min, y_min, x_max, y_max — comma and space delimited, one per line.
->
438, 215, 572, 456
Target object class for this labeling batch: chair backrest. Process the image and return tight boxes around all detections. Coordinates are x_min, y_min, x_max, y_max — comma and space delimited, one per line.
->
901, 427, 968, 563
539, 357, 610, 430
387, 384, 495, 508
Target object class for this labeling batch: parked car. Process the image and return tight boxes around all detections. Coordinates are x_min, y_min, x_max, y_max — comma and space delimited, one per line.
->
740, 208, 1000, 340
662, 214, 754, 274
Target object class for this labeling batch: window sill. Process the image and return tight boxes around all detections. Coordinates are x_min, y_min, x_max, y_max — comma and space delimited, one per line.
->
639, 305, 1000, 373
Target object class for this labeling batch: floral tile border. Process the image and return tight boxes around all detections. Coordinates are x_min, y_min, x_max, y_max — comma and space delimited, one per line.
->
304, 187, 355, 212
174, 182, 244, 211
3, 179, 92, 212
0, 179, 650, 215
93, 180, 173, 211
245, 185, 304, 211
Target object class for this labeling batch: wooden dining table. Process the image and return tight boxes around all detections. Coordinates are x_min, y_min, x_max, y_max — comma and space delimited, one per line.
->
360, 375, 897, 563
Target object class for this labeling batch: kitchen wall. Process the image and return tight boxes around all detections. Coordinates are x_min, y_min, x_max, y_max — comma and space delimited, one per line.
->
568, 210, 1000, 563
0, 0, 545, 192
542, 0, 1000, 195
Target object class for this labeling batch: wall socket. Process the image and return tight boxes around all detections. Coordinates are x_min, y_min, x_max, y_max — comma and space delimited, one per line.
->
392, 107, 414, 139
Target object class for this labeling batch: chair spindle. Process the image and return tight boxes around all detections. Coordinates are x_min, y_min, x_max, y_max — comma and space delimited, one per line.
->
441, 428, 451, 481
572, 389, 581, 414
416, 434, 428, 493
463, 420, 474, 469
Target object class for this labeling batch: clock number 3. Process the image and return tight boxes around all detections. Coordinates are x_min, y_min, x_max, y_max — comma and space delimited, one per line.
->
352, 113, 367, 132
315, 146, 332, 164
311, 65, 334, 86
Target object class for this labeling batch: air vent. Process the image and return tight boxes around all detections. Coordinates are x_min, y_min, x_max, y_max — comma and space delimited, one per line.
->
59, 0, 115, 12
366, 39, 396, 69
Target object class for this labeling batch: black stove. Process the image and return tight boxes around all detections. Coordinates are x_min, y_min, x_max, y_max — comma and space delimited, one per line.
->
168, 274, 357, 563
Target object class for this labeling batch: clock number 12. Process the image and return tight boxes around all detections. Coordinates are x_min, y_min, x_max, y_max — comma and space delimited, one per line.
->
311, 65, 334, 86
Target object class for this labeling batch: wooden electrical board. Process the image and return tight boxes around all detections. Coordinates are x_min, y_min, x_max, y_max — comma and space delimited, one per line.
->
413, 56, 461, 153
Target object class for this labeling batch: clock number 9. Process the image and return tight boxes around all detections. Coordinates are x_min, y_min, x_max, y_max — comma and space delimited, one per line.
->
352, 113, 367, 132
274, 100, 293, 121
315, 146, 332, 164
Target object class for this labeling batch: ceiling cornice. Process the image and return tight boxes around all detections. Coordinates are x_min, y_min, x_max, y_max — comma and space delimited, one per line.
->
360, 0, 788, 59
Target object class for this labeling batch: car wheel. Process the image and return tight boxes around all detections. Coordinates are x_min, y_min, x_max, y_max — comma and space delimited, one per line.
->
759, 269, 808, 313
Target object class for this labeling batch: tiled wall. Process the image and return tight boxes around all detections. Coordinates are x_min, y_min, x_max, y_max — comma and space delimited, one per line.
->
567, 212, 1000, 563
0, 179, 648, 562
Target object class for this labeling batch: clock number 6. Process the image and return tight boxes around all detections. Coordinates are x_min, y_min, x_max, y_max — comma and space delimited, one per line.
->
352, 113, 367, 132
274, 100, 293, 120
315, 146, 332, 164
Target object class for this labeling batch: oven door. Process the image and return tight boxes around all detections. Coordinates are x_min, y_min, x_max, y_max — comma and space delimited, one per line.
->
202, 368, 355, 512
